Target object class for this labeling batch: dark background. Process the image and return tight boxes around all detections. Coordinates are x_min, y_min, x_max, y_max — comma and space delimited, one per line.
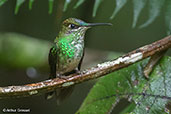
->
0, 0, 169, 114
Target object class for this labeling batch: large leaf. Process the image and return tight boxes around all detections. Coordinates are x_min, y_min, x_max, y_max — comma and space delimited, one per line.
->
76, 56, 171, 114
139, 0, 165, 28
128, 57, 171, 113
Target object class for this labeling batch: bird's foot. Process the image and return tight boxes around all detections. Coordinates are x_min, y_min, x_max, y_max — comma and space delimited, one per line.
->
56, 74, 68, 80
74, 68, 81, 74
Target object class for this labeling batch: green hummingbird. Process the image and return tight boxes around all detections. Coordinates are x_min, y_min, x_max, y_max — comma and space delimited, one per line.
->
45, 18, 112, 104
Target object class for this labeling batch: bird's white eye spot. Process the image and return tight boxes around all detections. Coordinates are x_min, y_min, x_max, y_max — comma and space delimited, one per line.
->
69, 24, 79, 29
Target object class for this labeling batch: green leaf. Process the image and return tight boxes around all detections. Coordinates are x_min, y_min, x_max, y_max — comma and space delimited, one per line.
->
165, 0, 171, 35
92, 0, 103, 17
63, 0, 71, 12
110, 0, 127, 19
132, 0, 147, 28
74, 0, 86, 9
128, 57, 171, 113
15, 0, 26, 14
48, 0, 54, 14
29, 0, 34, 10
0, 0, 7, 6
139, 0, 165, 28
0, 33, 52, 68
77, 56, 171, 114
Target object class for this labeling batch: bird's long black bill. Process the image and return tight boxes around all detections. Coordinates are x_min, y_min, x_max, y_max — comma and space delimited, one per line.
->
85, 23, 112, 27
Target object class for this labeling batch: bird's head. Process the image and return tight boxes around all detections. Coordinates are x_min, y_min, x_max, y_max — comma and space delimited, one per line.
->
58, 18, 112, 38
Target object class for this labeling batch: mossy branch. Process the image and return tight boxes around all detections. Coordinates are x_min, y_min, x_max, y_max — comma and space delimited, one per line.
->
0, 36, 170, 99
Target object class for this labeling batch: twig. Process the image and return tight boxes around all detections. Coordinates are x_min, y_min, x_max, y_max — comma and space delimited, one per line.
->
0, 36, 170, 99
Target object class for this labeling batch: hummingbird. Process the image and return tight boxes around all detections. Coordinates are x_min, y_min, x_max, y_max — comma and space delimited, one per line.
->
45, 18, 112, 104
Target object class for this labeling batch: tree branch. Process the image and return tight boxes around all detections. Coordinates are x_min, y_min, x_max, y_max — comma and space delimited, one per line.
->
0, 36, 170, 99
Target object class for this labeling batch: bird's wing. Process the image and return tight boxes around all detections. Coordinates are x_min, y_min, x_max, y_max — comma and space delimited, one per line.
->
48, 46, 58, 79
78, 48, 85, 71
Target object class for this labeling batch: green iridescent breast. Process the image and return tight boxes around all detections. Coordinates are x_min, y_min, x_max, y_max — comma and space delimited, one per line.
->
56, 35, 84, 74
58, 39, 75, 59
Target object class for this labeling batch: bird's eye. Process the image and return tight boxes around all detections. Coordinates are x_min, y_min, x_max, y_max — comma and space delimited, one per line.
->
69, 24, 79, 29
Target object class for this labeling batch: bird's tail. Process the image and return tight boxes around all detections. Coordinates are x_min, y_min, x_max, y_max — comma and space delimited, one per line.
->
45, 91, 54, 100
45, 86, 74, 105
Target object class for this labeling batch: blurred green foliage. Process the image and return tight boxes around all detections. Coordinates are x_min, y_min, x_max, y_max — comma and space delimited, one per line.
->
0, 33, 51, 69
0, 0, 171, 33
